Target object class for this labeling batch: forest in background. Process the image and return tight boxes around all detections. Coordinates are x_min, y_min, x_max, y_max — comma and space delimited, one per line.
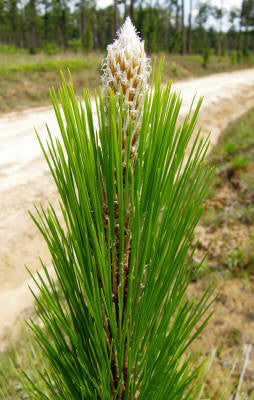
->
0, 0, 253, 56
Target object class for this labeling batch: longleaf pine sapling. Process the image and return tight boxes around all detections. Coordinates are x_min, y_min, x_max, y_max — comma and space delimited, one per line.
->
24, 17, 215, 399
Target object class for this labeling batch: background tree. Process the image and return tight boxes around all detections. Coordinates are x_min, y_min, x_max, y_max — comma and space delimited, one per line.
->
130, 0, 137, 21
24, 0, 40, 50
78, 0, 86, 44
40, 0, 50, 42
0, 0, 8, 43
0, 0, 253, 56
228, 7, 240, 51
167, 0, 181, 53
241, 0, 254, 53
188, 0, 192, 53
7, 0, 20, 46
51, 0, 69, 48
181, 0, 186, 54
82, 19, 93, 51
174, 0, 180, 31
212, 1, 226, 56
195, 2, 211, 53
114, 0, 118, 34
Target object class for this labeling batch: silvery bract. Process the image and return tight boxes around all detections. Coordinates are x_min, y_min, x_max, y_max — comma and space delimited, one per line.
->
102, 17, 151, 149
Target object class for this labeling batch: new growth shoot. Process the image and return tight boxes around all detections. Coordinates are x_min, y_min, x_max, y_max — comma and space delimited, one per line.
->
102, 17, 151, 150
22, 17, 214, 400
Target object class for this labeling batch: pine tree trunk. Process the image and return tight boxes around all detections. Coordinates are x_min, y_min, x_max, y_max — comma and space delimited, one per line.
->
218, 1, 223, 56
114, 0, 119, 35
130, 0, 134, 21
176, 0, 179, 31
218, 29, 222, 56
181, 0, 186, 55
188, 0, 192, 53
238, 0, 244, 51
123, 0, 127, 20
61, 8, 67, 49
43, 1, 49, 41
80, 0, 85, 39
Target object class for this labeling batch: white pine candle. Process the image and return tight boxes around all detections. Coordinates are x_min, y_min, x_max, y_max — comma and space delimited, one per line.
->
102, 17, 151, 149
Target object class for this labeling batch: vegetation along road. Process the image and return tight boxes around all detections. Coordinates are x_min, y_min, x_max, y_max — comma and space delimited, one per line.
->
0, 67, 254, 344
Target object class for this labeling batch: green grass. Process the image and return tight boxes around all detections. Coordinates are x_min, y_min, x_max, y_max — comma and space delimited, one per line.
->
231, 155, 250, 170
190, 109, 254, 394
210, 107, 254, 163
0, 324, 51, 399
198, 107, 254, 277
0, 51, 254, 113
0, 58, 98, 74
0, 44, 27, 55
0, 53, 102, 113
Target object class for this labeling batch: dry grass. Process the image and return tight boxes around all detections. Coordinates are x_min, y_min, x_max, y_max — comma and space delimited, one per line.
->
189, 107, 254, 398
0, 51, 254, 114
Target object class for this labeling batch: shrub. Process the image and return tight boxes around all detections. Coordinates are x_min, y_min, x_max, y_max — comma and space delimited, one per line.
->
68, 38, 82, 53
171, 65, 178, 76
242, 47, 251, 61
230, 50, 237, 65
0, 44, 25, 54
29, 46, 37, 55
231, 155, 249, 170
225, 247, 245, 272
42, 41, 60, 55
239, 204, 254, 225
237, 50, 243, 64
224, 140, 237, 155
82, 22, 93, 53
202, 47, 210, 68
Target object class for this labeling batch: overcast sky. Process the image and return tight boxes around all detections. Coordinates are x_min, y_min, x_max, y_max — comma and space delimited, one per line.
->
97, 0, 242, 12
97, 0, 243, 31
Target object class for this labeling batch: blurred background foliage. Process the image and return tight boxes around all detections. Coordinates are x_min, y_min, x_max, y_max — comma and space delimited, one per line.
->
0, 0, 253, 57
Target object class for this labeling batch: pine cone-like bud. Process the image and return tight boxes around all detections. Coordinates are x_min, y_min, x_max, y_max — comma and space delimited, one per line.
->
101, 17, 151, 149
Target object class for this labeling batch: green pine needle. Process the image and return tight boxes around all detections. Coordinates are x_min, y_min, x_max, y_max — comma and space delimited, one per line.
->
22, 62, 215, 399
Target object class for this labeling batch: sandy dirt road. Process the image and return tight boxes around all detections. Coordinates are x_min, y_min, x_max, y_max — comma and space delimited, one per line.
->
1, 68, 254, 342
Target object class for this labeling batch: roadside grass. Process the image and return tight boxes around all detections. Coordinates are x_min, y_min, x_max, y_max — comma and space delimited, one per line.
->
0, 52, 102, 113
162, 53, 254, 79
0, 44, 27, 55
0, 58, 97, 73
188, 109, 254, 398
0, 324, 50, 398
209, 107, 254, 164
1, 321, 253, 399
0, 51, 254, 113
195, 107, 254, 279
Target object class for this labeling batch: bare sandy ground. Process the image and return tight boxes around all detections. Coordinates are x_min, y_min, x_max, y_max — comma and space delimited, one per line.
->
1, 68, 254, 343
